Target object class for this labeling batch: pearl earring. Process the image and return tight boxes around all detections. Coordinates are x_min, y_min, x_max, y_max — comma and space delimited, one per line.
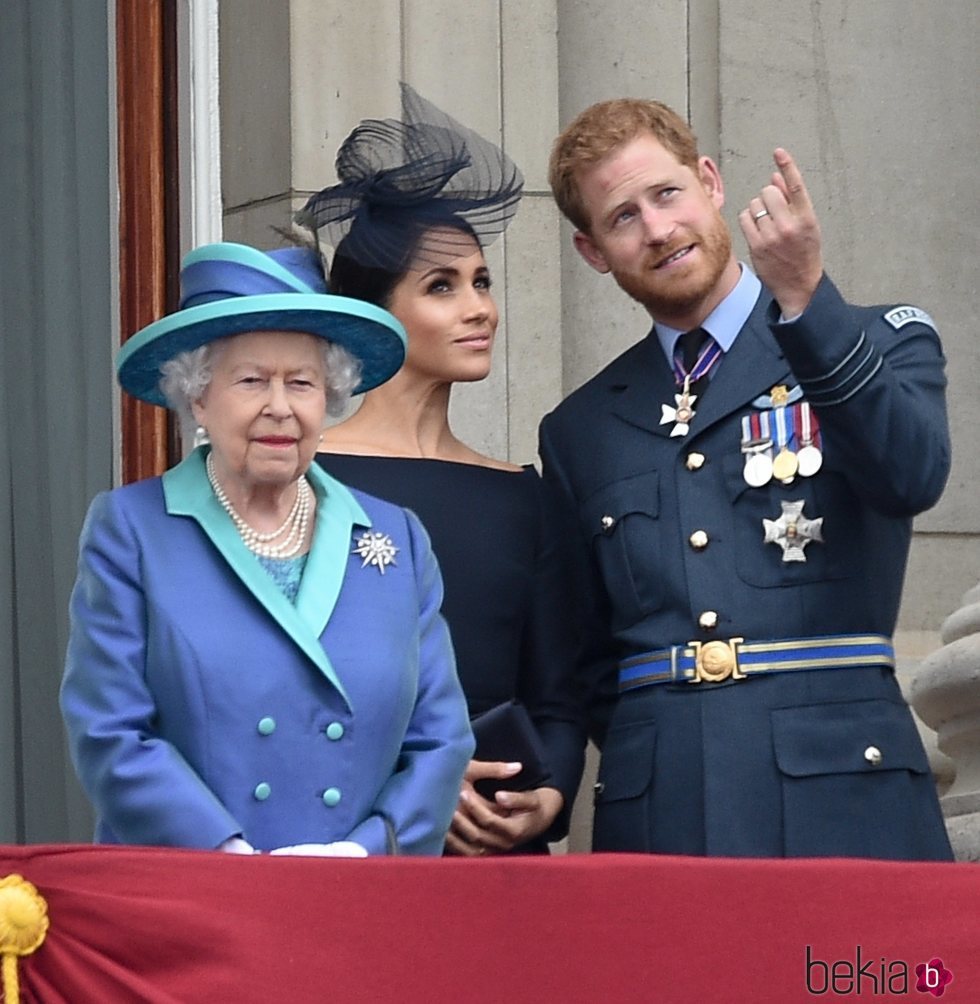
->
193, 425, 210, 448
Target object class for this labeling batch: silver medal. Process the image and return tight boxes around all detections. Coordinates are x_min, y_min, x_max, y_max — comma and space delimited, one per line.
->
743, 451, 773, 488
797, 444, 823, 477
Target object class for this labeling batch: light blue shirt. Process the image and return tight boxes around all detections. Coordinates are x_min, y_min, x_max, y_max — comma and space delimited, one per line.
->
654, 264, 762, 364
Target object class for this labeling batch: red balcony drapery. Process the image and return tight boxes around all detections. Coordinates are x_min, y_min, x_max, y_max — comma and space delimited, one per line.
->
1, 844, 976, 1003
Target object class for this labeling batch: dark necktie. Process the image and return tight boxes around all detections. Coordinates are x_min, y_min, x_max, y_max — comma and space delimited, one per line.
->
678, 327, 712, 399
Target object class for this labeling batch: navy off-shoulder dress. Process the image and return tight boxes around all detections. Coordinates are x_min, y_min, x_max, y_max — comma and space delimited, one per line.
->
317, 454, 585, 850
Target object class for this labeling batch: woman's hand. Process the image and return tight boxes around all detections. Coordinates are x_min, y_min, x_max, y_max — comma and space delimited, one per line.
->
444, 759, 564, 856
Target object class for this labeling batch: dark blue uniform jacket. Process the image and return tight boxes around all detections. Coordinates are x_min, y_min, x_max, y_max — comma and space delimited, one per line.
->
539, 274, 952, 859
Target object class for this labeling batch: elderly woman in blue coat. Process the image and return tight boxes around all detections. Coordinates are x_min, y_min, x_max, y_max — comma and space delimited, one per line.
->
60, 242, 474, 856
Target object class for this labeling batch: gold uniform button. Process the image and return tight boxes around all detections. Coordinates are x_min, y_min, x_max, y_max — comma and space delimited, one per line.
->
864, 745, 883, 766
698, 610, 719, 630
689, 530, 709, 550
686, 452, 706, 471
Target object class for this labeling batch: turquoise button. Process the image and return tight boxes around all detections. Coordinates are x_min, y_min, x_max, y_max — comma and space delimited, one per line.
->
322, 787, 341, 807
325, 722, 344, 741
257, 717, 276, 736
253, 782, 271, 801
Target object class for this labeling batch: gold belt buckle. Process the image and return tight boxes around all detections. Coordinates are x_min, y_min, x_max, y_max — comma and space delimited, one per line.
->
691, 637, 745, 683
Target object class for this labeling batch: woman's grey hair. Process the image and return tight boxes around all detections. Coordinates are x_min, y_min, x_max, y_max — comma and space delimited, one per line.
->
159, 335, 362, 439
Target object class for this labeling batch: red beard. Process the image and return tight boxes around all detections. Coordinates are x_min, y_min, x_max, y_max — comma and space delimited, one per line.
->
610, 213, 733, 323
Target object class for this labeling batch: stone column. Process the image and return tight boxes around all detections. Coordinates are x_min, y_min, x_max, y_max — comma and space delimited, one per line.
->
910, 583, 980, 861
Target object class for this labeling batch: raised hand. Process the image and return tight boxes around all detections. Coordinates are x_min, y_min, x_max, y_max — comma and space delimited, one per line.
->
738, 148, 823, 318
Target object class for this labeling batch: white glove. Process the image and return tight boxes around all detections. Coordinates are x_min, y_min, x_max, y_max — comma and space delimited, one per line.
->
269, 841, 368, 857
219, 836, 257, 854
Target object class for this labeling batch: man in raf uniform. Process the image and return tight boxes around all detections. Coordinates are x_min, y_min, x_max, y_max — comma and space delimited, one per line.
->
539, 98, 952, 859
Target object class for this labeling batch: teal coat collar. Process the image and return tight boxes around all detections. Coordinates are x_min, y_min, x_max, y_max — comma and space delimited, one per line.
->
162, 448, 371, 708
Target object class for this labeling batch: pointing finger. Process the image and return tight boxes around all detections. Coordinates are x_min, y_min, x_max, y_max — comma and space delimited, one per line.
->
770, 171, 790, 202
773, 147, 813, 212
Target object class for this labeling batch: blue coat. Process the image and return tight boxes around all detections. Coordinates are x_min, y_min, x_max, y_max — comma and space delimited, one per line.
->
539, 274, 953, 859
61, 449, 474, 855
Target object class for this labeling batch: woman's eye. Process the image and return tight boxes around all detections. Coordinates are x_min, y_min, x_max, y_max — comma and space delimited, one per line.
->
426, 279, 451, 294
474, 275, 492, 290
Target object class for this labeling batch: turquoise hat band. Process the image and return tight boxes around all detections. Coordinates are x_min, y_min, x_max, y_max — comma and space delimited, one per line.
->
116, 291, 407, 408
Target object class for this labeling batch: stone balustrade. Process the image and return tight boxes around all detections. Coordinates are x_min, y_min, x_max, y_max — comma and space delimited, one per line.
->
910, 582, 980, 862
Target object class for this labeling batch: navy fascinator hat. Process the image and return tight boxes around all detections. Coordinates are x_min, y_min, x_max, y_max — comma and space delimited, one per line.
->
295, 83, 524, 272
116, 242, 407, 407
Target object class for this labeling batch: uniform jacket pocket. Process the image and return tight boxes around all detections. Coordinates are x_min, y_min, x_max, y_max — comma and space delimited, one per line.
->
772, 699, 930, 778
770, 698, 941, 858
594, 717, 657, 804
592, 717, 657, 852
581, 471, 663, 629
722, 454, 860, 589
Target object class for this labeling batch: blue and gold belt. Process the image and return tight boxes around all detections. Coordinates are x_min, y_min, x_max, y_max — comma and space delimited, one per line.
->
618, 634, 895, 691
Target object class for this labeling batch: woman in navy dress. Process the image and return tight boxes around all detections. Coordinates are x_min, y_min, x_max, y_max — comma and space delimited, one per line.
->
300, 84, 585, 855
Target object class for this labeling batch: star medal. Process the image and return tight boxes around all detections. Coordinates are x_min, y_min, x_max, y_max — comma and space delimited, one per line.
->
663, 333, 724, 437
660, 378, 698, 437
352, 530, 399, 574
796, 402, 823, 477
741, 412, 773, 487
763, 499, 823, 563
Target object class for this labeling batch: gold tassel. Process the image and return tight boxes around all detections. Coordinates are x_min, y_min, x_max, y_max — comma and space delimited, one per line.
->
0, 875, 49, 1004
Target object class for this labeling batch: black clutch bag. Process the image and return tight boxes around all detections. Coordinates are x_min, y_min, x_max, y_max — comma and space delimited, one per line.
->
470, 700, 553, 799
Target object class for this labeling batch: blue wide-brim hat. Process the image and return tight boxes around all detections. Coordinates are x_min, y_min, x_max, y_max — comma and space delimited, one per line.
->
116, 242, 407, 407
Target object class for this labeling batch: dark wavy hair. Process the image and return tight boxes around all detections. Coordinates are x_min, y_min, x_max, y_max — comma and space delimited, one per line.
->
328, 217, 481, 309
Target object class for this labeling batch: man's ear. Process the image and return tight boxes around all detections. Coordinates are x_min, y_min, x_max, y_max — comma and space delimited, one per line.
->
698, 155, 725, 210
573, 230, 611, 274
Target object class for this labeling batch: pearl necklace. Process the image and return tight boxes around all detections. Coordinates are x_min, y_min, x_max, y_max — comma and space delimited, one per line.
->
206, 452, 312, 558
